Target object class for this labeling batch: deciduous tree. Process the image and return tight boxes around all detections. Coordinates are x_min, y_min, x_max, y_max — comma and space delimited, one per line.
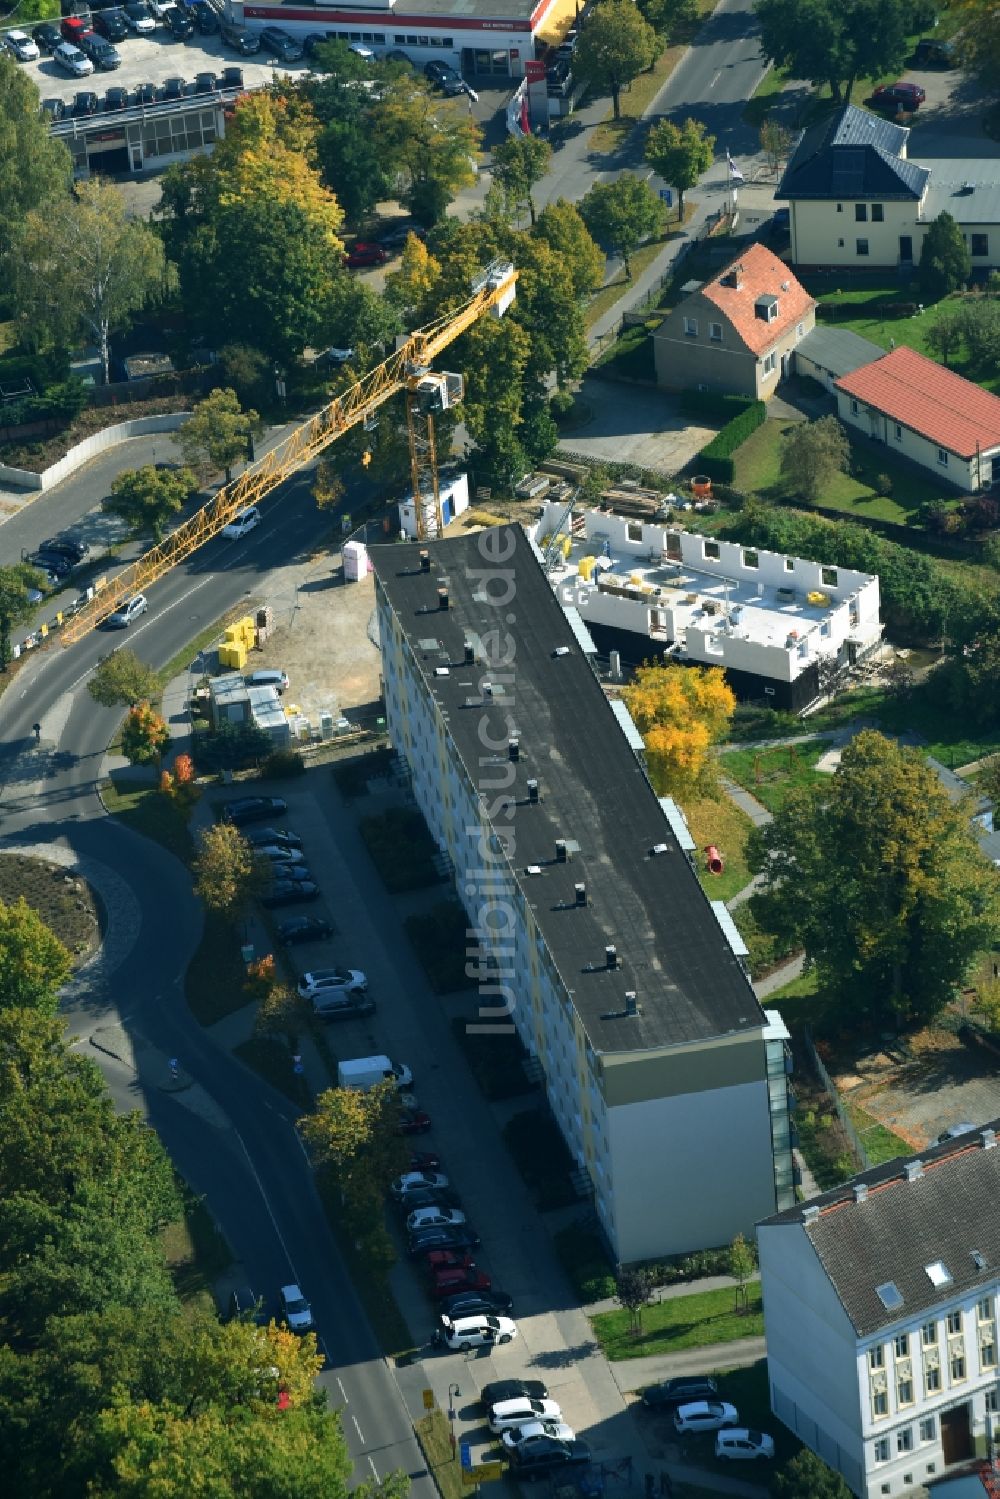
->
177, 388, 260, 484
727, 1232, 756, 1313
623, 661, 735, 796
313, 459, 346, 512
645, 116, 715, 215
780, 415, 851, 502
748, 731, 1000, 1028
88, 648, 160, 709
491, 134, 552, 224
120, 703, 170, 766
573, 0, 660, 119
579, 173, 665, 277
925, 302, 966, 367
616, 1267, 653, 1334
534, 199, 605, 299
192, 824, 268, 922
0, 898, 71, 1017
103, 464, 197, 542
0, 53, 71, 262
754, 0, 910, 103
772, 1448, 854, 1499
639, 0, 698, 37
919, 211, 971, 300
375, 74, 479, 226
13, 179, 170, 384
0, 562, 45, 670
760, 117, 794, 176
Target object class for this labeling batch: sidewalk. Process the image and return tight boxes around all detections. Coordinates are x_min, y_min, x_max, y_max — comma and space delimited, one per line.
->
585, 1273, 760, 1317
610, 1339, 767, 1393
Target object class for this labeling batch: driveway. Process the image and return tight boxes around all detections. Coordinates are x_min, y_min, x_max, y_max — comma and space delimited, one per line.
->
557, 376, 714, 475
901, 67, 1000, 159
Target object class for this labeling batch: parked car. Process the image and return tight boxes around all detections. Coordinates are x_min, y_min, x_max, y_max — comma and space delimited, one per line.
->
221, 506, 260, 539
377, 220, 426, 251
42, 97, 66, 120
488, 1398, 563, 1434
431, 1269, 490, 1300
261, 881, 319, 908
53, 42, 94, 76
162, 5, 194, 40
79, 32, 122, 69
279, 1283, 313, 1332
345, 241, 389, 269
401, 1186, 461, 1213
190, 1, 219, 34
440, 1288, 514, 1318
41, 535, 89, 564
72, 90, 101, 116
246, 826, 301, 848
104, 86, 129, 110
146, 0, 171, 17
259, 25, 303, 62
312, 991, 375, 1021
220, 18, 260, 53
303, 30, 332, 57
914, 36, 956, 67
255, 845, 307, 865
673, 1401, 739, 1435
222, 795, 288, 825
715, 1429, 775, 1462
506, 1438, 591, 1481
158, 75, 186, 100
425, 1249, 473, 1273
267, 864, 314, 884
104, 593, 148, 627
424, 59, 464, 95
481, 1379, 549, 1410
392, 1171, 450, 1199
870, 80, 926, 111
276, 915, 332, 945
132, 81, 157, 105
408, 1226, 481, 1257
123, 1, 156, 32
220, 64, 244, 89
60, 16, 89, 45
407, 1205, 466, 1232
227, 1284, 266, 1324
399, 1107, 432, 1136
32, 22, 62, 52
297, 968, 367, 998
93, 8, 129, 41
28, 550, 72, 577
436, 1314, 516, 1350
245, 668, 289, 693
640, 1376, 719, 1411
408, 1149, 442, 1172
6, 30, 41, 61
502, 1420, 575, 1451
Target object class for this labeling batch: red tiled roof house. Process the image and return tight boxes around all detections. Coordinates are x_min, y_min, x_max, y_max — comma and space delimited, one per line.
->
654, 244, 817, 399
835, 346, 1000, 494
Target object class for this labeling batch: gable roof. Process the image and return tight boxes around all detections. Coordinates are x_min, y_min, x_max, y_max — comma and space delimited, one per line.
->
697, 244, 815, 355
835, 345, 1000, 458
919, 164, 1000, 226
778, 103, 929, 202
794, 325, 884, 379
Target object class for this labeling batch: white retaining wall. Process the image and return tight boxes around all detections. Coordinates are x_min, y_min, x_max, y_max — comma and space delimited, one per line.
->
0, 412, 190, 493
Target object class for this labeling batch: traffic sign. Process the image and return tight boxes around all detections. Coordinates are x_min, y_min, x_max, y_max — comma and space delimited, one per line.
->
460, 1441, 472, 1470
422, 1388, 435, 1410
463, 1462, 505, 1486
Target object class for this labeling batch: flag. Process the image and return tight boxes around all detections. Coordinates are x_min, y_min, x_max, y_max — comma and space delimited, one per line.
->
727, 149, 745, 185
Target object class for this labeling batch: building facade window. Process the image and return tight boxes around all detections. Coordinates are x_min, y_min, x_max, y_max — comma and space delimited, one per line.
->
924, 1348, 942, 1394
894, 1334, 910, 1358
938, 448, 950, 467
872, 204, 884, 222
703, 540, 720, 560
922, 1322, 938, 1347
627, 522, 643, 542
919, 1417, 936, 1443
742, 549, 759, 569
897, 1428, 914, 1454
762, 351, 777, 374
895, 423, 903, 440
950, 1344, 967, 1382
948, 1311, 963, 1335
972, 233, 989, 257
874, 1438, 890, 1463
987, 1389, 999, 1413
857, 238, 870, 256
684, 317, 698, 336
870, 1346, 886, 1372
851, 398, 860, 415
855, 203, 868, 221
709, 321, 723, 341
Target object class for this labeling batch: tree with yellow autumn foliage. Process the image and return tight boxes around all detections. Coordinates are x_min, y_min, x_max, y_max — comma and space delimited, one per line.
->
623, 661, 735, 797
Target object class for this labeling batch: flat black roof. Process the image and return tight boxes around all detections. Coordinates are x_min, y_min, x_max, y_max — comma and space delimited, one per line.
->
370, 527, 765, 1056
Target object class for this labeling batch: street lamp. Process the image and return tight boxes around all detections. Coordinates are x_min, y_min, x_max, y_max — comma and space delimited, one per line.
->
448, 1383, 461, 1455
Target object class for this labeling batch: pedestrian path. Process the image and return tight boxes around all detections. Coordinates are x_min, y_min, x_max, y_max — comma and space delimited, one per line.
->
610, 1338, 767, 1393
585, 1273, 761, 1317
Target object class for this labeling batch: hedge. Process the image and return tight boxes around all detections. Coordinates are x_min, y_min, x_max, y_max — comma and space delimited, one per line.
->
696, 399, 767, 482
679, 389, 756, 421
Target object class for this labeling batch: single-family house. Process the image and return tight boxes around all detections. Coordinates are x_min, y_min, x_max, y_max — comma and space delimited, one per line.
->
758, 1123, 1000, 1498
835, 345, 1000, 493
653, 244, 816, 399
778, 104, 1000, 273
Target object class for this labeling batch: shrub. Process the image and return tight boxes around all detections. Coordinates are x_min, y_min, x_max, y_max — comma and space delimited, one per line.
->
553, 1222, 617, 1303
549, 389, 575, 419
874, 472, 893, 497
696, 400, 766, 482
680, 389, 755, 420
502, 1108, 578, 1210
451, 1017, 533, 1100
360, 807, 443, 893
262, 748, 306, 778
404, 901, 469, 993
195, 720, 271, 773
333, 746, 394, 799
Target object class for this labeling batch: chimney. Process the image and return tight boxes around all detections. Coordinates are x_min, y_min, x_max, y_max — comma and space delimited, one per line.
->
624, 991, 637, 1016
802, 1205, 820, 1225
854, 1183, 869, 1204
983, 1128, 997, 1151
527, 779, 539, 804
419, 550, 430, 573
575, 882, 586, 907
464, 642, 475, 666
508, 738, 520, 762
904, 1160, 924, 1182
483, 681, 493, 699
555, 839, 568, 863
438, 586, 449, 611
605, 944, 617, 970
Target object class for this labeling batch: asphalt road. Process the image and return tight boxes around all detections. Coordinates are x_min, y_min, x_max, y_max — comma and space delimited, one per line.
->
0, 459, 434, 1495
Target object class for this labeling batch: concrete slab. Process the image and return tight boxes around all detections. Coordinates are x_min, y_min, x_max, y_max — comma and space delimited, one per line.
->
558, 377, 714, 476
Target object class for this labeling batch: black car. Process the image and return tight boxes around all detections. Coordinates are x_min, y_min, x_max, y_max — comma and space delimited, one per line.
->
162, 5, 194, 39
158, 75, 186, 100
93, 8, 129, 41
276, 916, 333, 945
190, 1, 219, 33
221, 796, 288, 826
246, 826, 302, 849
440, 1289, 514, 1317
424, 59, 464, 96
914, 36, 956, 67
32, 21, 62, 52
398, 1107, 431, 1136
378, 219, 426, 250
104, 86, 129, 110
132, 81, 157, 105
639, 1375, 719, 1410
259, 25, 303, 62
79, 33, 121, 69
408, 1226, 482, 1258
220, 18, 260, 54
42, 97, 66, 121
30, 548, 75, 574
507, 1438, 592, 1481
396, 1186, 462, 1212
227, 1284, 266, 1324
41, 535, 90, 563
192, 70, 218, 93
261, 881, 320, 909
313, 993, 376, 1022
302, 31, 331, 57
220, 65, 244, 90
481, 1379, 549, 1410
71, 92, 101, 118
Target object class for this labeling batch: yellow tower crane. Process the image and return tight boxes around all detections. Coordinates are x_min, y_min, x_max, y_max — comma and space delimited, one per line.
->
60, 260, 518, 647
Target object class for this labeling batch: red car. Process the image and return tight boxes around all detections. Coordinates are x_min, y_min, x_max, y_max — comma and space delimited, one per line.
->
870, 81, 926, 111
425, 1250, 475, 1273
430, 1270, 492, 1300
399, 1108, 431, 1136
409, 1149, 442, 1172
345, 242, 389, 269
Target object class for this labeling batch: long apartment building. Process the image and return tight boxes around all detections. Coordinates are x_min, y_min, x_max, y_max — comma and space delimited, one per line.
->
370, 526, 796, 1263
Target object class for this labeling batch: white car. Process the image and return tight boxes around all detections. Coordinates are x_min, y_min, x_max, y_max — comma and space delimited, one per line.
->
489, 1397, 564, 1433
501, 1420, 575, 1451
106, 594, 148, 628
673, 1400, 739, 1434
279, 1283, 314, 1332
438, 1314, 516, 1351
7, 30, 41, 61
391, 1170, 450, 1199
254, 845, 307, 864
53, 42, 94, 76
146, 0, 171, 17
297, 968, 368, 999
715, 1429, 775, 1462
222, 506, 261, 540
407, 1205, 466, 1232
124, 1, 157, 32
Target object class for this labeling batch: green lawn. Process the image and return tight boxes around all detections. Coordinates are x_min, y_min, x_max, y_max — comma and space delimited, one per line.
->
586, 239, 672, 329
414, 1411, 466, 1499
591, 1282, 763, 1360
160, 1186, 232, 1307
593, 319, 658, 380
720, 739, 834, 814
846, 1097, 913, 1167
680, 791, 755, 903
184, 910, 253, 1027
743, 62, 789, 126
732, 416, 960, 526
101, 772, 195, 864
233, 1036, 311, 1108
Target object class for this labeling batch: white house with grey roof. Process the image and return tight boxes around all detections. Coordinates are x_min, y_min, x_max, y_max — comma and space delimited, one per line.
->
758, 1125, 1000, 1497
370, 526, 797, 1263
779, 104, 1000, 273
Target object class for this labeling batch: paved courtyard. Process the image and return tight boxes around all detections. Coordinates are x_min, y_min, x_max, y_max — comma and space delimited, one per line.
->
558, 376, 714, 476
834, 1029, 1000, 1152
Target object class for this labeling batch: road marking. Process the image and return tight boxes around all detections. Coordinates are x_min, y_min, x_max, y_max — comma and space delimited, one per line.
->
337, 1377, 350, 1405
709, 69, 721, 88
232, 1125, 303, 1285
352, 1414, 366, 1444
368, 1457, 379, 1480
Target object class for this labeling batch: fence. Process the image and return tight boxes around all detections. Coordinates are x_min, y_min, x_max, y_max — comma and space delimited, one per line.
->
802, 1025, 871, 1171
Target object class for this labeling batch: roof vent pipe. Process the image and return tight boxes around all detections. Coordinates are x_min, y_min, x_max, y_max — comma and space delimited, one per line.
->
464, 642, 475, 666
904, 1160, 924, 1182
624, 992, 637, 1016
983, 1128, 997, 1151
555, 839, 568, 863
854, 1183, 869, 1204
527, 779, 539, 804
419, 550, 430, 572
606, 944, 618, 970
509, 739, 520, 762
483, 682, 493, 699
575, 883, 586, 907
438, 587, 449, 611
802, 1205, 820, 1225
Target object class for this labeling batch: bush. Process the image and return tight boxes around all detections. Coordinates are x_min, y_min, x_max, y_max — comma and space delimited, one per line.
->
360, 807, 443, 893
0, 375, 90, 432
502, 1108, 578, 1210
195, 720, 271, 773
549, 389, 575, 419
261, 748, 306, 778
680, 389, 755, 421
696, 400, 767, 482
451, 1016, 533, 1101
404, 900, 469, 993
333, 746, 394, 799
553, 1221, 617, 1303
